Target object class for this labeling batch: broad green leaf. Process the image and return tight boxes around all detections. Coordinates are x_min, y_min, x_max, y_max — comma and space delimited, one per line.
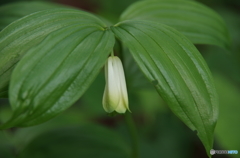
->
0, 1, 70, 30
18, 124, 131, 158
0, 9, 115, 129
0, 8, 105, 98
120, 0, 230, 49
111, 20, 218, 157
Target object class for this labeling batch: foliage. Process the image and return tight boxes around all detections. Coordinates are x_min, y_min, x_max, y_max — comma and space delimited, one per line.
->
0, 0, 237, 158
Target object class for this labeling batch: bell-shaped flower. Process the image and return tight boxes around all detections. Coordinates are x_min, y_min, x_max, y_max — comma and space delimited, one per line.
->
102, 56, 130, 113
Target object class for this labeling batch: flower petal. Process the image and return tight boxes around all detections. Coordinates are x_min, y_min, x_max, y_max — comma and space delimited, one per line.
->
102, 57, 120, 112
114, 57, 130, 113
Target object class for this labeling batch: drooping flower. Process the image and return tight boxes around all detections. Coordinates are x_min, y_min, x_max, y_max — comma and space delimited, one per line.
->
102, 56, 130, 113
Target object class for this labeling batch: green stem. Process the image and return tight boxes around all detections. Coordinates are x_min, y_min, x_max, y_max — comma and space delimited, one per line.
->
124, 113, 139, 158
117, 38, 138, 157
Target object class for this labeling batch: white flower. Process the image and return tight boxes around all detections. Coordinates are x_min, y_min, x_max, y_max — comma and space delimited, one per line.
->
102, 56, 130, 113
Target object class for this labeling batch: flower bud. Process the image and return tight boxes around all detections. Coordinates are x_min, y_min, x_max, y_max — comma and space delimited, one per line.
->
102, 56, 130, 113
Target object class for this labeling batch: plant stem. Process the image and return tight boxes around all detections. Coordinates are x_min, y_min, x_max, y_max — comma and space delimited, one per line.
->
118, 37, 138, 158
124, 113, 139, 158
111, 50, 114, 57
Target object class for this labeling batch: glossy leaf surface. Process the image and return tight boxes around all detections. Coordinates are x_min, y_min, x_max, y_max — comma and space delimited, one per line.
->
0, 8, 104, 98
111, 20, 218, 157
0, 9, 115, 128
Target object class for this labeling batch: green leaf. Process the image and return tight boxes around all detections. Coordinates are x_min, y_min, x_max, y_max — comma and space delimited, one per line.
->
120, 0, 230, 49
0, 1, 70, 30
0, 9, 115, 129
18, 124, 131, 158
0, 8, 105, 98
111, 20, 218, 157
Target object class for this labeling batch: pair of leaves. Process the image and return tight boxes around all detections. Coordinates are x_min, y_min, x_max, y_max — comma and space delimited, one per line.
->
0, 0, 230, 157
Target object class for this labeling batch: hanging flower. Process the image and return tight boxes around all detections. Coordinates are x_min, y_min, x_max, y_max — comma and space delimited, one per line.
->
102, 56, 130, 113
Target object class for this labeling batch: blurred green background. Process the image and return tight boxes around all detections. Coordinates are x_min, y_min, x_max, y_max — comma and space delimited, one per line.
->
0, 0, 239, 158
